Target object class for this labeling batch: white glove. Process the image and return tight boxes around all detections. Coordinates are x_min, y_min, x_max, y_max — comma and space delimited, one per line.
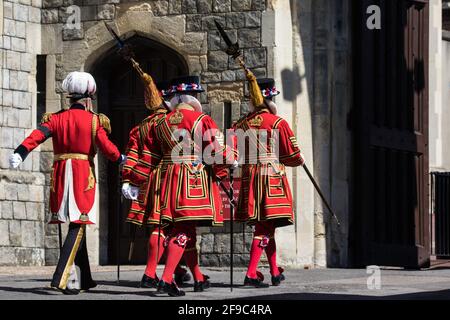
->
121, 183, 132, 199
232, 160, 239, 168
129, 185, 139, 200
9, 153, 22, 169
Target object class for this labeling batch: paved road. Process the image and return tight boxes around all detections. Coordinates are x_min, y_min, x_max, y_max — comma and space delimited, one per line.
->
1, 265, 450, 300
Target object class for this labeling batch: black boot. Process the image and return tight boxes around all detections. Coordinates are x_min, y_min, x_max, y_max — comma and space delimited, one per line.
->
243, 276, 269, 288
174, 269, 191, 286
193, 279, 210, 292
271, 273, 285, 286
157, 280, 186, 297
140, 274, 159, 288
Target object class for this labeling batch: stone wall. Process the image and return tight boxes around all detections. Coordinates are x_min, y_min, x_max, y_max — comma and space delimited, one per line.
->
0, 0, 47, 266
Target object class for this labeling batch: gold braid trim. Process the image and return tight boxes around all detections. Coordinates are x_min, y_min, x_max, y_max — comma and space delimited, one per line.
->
98, 113, 111, 134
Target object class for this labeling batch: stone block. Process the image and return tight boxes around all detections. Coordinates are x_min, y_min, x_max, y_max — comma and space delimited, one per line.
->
202, 71, 221, 83
200, 233, 214, 253
245, 10, 261, 27
14, 4, 29, 22
16, 21, 27, 38
15, 247, 45, 265
226, 12, 245, 29
221, 70, 235, 82
207, 50, 229, 71
18, 110, 32, 128
186, 14, 202, 32
26, 202, 42, 220
182, 0, 197, 13
238, 28, 260, 48
5, 183, 18, 201
243, 47, 266, 68
11, 38, 26, 53
32, 152, 41, 172
63, 26, 84, 41
41, 9, 59, 24
1, 201, 13, 219
231, 0, 251, 11
0, 221, 10, 246
197, 0, 212, 13
17, 184, 30, 201
3, 2, 13, 19
169, 0, 182, 14
13, 91, 31, 109
1, 127, 14, 149
13, 128, 26, 147
200, 253, 219, 266
9, 220, 22, 246
81, 5, 97, 21
3, 19, 16, 37
251, 0, 265, 10
29, 185, 44, 202
35, 222, 44, 247
212, 0, 231, 13
22, 221, 36, 247
28, 6, 42, 23
0, 182, 5, 201
3, 36, 12, 50
13, 201, 27, 220
208, 30, 221, 50
45, 235, 59, 249
45, 248, 59, 265
214, 233, 230, 253
182, 32, 207, 55
20, 53, 34, 72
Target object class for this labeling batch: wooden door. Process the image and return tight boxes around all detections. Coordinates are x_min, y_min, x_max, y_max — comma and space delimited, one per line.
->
351, 0, 430, 268
93, 35, 188, 264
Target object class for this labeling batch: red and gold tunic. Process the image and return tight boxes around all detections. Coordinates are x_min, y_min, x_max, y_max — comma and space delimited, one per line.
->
129, 104, 233, 227
123, 110, 167, 226
233, 109, 304, 227
14, 104, 121, 225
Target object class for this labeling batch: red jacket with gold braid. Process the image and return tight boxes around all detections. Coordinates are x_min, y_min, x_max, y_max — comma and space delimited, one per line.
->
122, 110, 167, 226
233, 109, 304, 227
14, 104, 121, 225
127, 105, 234, 227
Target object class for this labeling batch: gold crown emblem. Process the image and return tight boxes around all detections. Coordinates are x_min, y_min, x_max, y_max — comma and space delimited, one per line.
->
248, 115, 263, 127
169, 110, 184, 125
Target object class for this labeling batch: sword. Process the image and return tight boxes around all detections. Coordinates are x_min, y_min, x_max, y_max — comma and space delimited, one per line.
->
228, 167, 235, 292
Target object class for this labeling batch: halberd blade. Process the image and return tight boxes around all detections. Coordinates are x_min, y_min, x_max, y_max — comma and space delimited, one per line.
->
214, 19, 233, 47
104, 22, 125, 48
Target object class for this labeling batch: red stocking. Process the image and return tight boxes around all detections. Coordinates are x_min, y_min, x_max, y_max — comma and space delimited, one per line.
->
265, 237, 280, 277
246, 237, 265, 279
160, 222, 195, 283
184, 243, 204, 282
144, 229, 165, 278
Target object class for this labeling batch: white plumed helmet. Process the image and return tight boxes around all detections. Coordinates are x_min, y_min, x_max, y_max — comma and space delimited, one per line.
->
62, 71, 97, 98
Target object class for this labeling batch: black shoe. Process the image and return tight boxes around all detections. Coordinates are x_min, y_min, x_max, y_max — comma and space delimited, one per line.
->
140, 274, 159, 288
174, 269, 191, 286
52, 286, 80, 295
193, 279, 210, 292
243, 276, 270, 288
157, 280, 186, 297
80, 280, 97, 292
271, 273, 285, 286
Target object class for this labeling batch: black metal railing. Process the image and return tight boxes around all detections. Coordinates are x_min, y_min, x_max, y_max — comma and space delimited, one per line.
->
431, 172, 450, 258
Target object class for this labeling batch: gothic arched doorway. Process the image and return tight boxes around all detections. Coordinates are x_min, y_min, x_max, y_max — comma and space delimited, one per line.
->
91, 35, 188, 264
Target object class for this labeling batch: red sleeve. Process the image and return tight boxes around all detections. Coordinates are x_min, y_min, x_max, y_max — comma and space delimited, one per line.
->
277, 119, 305, 167
95, 116, 121, 162
15, 122, 52, 160
122, 126, 139, 184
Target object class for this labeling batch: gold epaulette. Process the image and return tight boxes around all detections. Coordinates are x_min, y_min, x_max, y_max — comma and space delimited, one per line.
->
98, 113, 111, 134
40, 112, 54, 124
